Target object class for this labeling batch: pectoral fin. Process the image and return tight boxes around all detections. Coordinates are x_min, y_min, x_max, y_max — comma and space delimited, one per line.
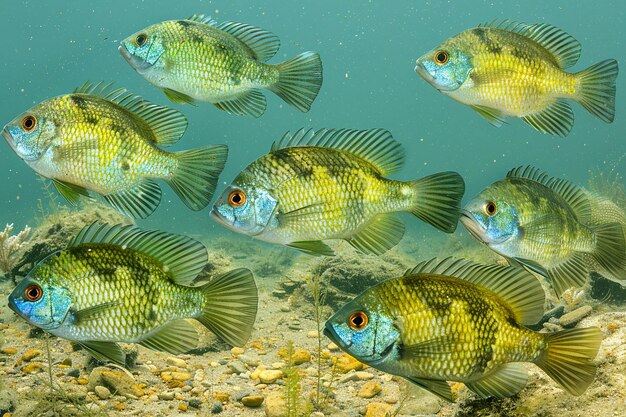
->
470, 105, 506, 127
79, 341, 126, 365
404, 376, 453, 402
163, 88, 195, 105
287, 240, 335, 256
465, 363, 528, 399
51, 179, 91, 206
140, 320, 199, 354
345, 214, 405, 256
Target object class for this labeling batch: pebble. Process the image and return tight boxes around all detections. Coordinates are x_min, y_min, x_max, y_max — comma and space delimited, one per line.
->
358, 381, 382, 398
21, 363, 43, 374
213, 391, 230, 403
559, 305, 593, 327
259, 369, 284, 384
279, 305, 290, 312
228, 361, 248, 374
543, 322, 563, 332
189, 398, 202, 408
241, 395, 265, 407
22, 348, 43, 362
291, 349, 311, 365
66, 368, 80, 378
340, 371, 375, 383
327, 342, 339, 351
238, 354, 260, 367
61, 357, 72, 366
166, 357, 187, 368
401, 395, 441, 415
158, 392, 175, 401
178, 403, 188, 412
231, 347, 245, 356
94, 385, 111, 400
161, 371, 191, 382
0, 347, 17, 355
306, 330, 319, 338
334, 353, 363, 373
264, 392, 287, 417
365, 402, 392, 417
211, 400, 223, 414
88, 367, 145, 398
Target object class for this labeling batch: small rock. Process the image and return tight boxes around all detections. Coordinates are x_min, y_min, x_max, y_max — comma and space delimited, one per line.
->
189, 398, 202, 408
365, 402, 392, 417
171, 372, 191, 381
279, 305, 290, 312
178, 403, 188, 412
327, 342, 339, 351
61, 357, 72, 366
401, 394, 441, 415
231, 347, 245, 356
94, 385, 111, 400
291, 349, 311, 365
213, 391, 230, 403
259, 369, 284, 384
358, 381, 382, 398
233, 390, 252, 401
211, 400, 223, 414
166, 357, 187, 368
559, 305, 593, 327
542, 322, 563, 332
334, 353, 363, 373
0, 347, 17, 355
241, 395, 265, 407
158, 392, 175, 401
356, 371, 374, 380
89, 366, 144, 397
66, 368, 80, 378
238, 354, 260, 367
264, 392, 287, 417
21, 363, 43, 374
228, 361, 248, 374
306, 330, 319, 338
22, 348, 44, 361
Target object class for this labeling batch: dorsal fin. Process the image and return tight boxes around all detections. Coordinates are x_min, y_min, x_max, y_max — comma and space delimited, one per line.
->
405, 257, 545, 325
478, 20, 581, 68
187, 14, 218, 26
506, 165, 591, 223
216, 21, 280, 62
73, 82, 188, 147
69, 223, 207, 286
271, 128, 405, 175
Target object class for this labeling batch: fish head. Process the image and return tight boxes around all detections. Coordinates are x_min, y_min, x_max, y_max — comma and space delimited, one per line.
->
2, 107, 57, 162
461, 184, 520, 245
211, 174, 279, 236
8, 263, 72, 330
119, 23, 168, 75
415, 37, 473, 93
324, 292, 401, 367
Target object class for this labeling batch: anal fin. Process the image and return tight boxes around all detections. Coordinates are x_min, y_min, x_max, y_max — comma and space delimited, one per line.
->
404, 376, 453, 402
139, 319, 199, 354
80, 341, 126, 365
465, 363, 528, 399
163, 88, 195, 105
346, 214, 405, 255
52, 179, 91, 206
547, 252, 589, 296
213, 89, 267, 118
522, 100, 574, 137
470, 105, 506, 127
103, 179, 162, 219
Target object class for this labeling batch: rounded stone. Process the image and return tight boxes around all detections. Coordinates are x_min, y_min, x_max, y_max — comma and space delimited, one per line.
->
365, 402, 392, 417
259, 369, 284, 384
241, 395, 265, 407
166, 357, 187, 368
94, 385, 111, 400
358, 381, 382, 398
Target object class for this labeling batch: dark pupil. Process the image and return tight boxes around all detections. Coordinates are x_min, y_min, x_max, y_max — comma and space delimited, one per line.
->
137, 35, 146, 45
24, 118, 33, 128
437, 53, 447, 62
28, 287, 39, 299
232, 193, 242, 204
352, 315, 364, 327
488, 203, 495, 213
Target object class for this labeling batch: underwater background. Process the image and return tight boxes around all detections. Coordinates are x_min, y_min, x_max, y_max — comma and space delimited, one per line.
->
0, 1, 625, 417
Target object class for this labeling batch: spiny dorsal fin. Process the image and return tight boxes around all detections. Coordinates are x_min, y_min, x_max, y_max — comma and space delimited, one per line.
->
73, 82, 188, 146
271, 128, 405, 175
478, 20, 581, 68
506, 165, 591, 223
187, 14, 218, 26
405, 257, 545, 325
216, 21, 280, 62
69, 223, 207, 286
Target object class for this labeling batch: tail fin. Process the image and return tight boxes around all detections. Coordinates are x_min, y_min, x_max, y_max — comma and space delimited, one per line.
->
591, 222, 626, 278
197, 268, 258, 347
534, 327, 603, 396
575, 59, 618, 123
408, 171, 465, 233
167, 145, 228, 211
269, 51, 322, 112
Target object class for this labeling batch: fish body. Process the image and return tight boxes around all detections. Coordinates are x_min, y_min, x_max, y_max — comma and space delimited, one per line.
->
120, 15, 322, 117
324, 257, 602, 400
461, 166, 626, 295
211, 128, 465, 256
8, 223, 258, 364
2, 82, 227, 218
415, 21, 618, 136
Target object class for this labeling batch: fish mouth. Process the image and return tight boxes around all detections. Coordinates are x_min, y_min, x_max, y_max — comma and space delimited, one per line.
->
460, 209, 487, 242
414, 60, 458, 93
323, 323, 351, 350
209, 207, 227, 225
118, 44, 153, 73
2, 128, 14, 147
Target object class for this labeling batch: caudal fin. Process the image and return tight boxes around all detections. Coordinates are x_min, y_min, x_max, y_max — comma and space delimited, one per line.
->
167, 145, 228, 211
575, 59, 618, 123
197, 268, 258, 347
591, 222, 626, 278
269, 51, 322, 112
408, 171, 465, 233
534, 327, 603, 396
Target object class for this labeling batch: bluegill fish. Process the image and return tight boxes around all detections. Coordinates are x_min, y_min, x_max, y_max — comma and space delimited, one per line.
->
461, 166, 626, 296
119, 15, 322, 117
8, 223, 258, 364
415, 21, 618, 136
1, 82, 227, 219
211, 128, 465, 256
324, 257, 602, 400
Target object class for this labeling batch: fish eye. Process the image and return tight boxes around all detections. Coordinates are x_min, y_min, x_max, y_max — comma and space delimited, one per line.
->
25, 284, 43, 302
484, 201, 497, 216
434, 50, 449, 65
21, 115, 37, 132
228, 190, 246, 207
135, 33, 148, 47
348, 311, 369, 331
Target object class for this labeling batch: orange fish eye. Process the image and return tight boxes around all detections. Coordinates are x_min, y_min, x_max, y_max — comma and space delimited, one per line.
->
25, 284, 43, 302
135, 33, 148, 47
434, 50, 449, 65
21, 115, 37, 132
484, 201, 497, 216
348, 311, 369, 331
228, 190, 246, 207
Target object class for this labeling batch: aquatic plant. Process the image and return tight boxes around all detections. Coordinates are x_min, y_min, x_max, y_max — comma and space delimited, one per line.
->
283, 341, 312, 417
0, 223, 31, 277
305, 273, 329, 410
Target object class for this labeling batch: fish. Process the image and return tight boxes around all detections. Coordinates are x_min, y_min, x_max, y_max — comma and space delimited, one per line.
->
414, 20, 618, 136
324, 257, 603, 401
210, 128, 465, 256
461, 166, 626, 296
1, 82, 228, 219
119, 14, 323, 117
7, 223, 258, 365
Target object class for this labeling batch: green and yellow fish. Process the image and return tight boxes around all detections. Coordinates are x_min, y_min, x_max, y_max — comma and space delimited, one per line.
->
211, 128, 465, 256
324, 257, 603, 401
8, 223, 258, 365
415, 21, 618, 136
1, 82, 228, 218
119, 15, 323, 117
461, 166, 626, 296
